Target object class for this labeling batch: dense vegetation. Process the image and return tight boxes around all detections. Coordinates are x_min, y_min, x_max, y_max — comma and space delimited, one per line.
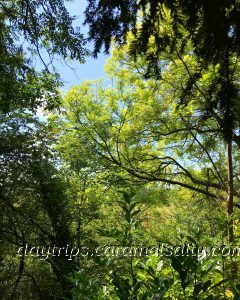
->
1, 0, 240, 299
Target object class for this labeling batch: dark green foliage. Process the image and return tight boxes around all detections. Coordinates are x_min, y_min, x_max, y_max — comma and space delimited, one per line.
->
84, 0, 138, 57
0, 113, 76, 298
0, 4, 89, 294
85, 0, 240, 63
84, 0, 240, 140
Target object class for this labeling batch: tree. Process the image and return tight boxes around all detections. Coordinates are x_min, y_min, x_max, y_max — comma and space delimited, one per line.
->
85, 2, 240, 244
57, 38, 240, 297
0, 0, 89, 113
59, 43, 240, 206
0, 111, 83, 298
0, 4, 90, 295
84, 0, 240, 138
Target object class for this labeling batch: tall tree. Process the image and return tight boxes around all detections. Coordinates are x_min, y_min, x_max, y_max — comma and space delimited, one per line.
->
59, 43, 240, 214
84, 1, 240, 244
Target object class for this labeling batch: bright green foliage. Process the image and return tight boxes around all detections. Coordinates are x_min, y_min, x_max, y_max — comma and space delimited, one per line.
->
56, 41, 240, 299
59, 42, 235, 204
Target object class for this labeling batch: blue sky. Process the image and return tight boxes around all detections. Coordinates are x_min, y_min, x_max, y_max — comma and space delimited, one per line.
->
55, 0, 109, 91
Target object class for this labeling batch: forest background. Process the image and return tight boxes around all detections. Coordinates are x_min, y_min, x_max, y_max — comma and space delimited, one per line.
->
1, 0, 240, 299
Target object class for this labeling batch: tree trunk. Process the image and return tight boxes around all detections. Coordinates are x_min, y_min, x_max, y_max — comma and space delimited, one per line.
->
227, 141, 239, 279
227, 141, 234, 243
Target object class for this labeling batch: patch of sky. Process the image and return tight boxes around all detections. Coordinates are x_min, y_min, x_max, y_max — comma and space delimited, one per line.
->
29, 0, 111, 120
47, 0, 109, 92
